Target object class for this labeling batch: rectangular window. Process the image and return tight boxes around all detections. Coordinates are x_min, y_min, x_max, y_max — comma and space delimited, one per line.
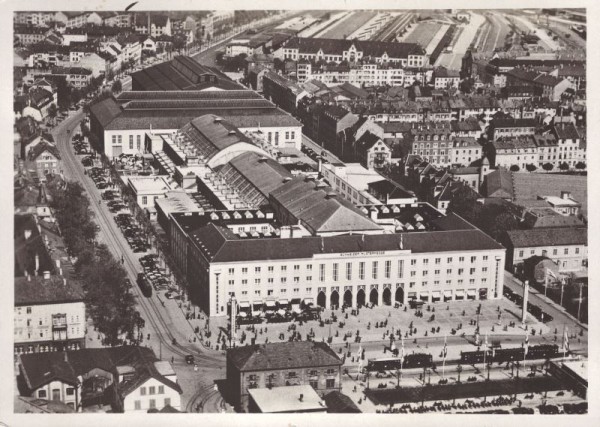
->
242, 279, 247, 285
359, 262, 365, 280
294, 264, 300, 271
228, 268, 235, 275
470, 268, 476, 275
149, 386, 155, 395
319, 264, 325, 282
66, 387, 75, 396
306, 264, 312, 271
411, 259, 417, 266
385, 260, 391, 279
228, 280, 234, 286
326, 379, 335, 388
280, 278, 286, 284
26, 307, 32, 314
255, 266, 261, 274
564, 248, 569, 255
458, 268, 464, 275
254, 279, 260, 285
459, 257, 465, 263
281, 265, 287, 272
553, 249, 557, 256
142, 196, 147, 205
346, 262, 352, 280
447, 257, 453, 263
268, 266, 274, 273
158, 385, 164, 394
575, 248, 580, 254
129, 135, 133, 149
134, 400, 141, 410
149, 399, 156, 409
435, 258, 441, 265
372, 261, 378, 279
398, 260, 404, 278
332, 263, 338, 281
242, 267, 248, 275
423, 259, 429, 266
422, 270, 428, 276
268, 278, 274, 284
434, 270, 440, 276
140, 387, 146, 396
164, 397, 171, 406
471, 256, 476, 263
519, 250, 524, 258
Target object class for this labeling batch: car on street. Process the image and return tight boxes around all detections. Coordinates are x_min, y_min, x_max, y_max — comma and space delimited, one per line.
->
185, 355, 195, 364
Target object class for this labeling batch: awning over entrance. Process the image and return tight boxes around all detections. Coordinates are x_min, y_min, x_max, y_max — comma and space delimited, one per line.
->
467, 289, 477, 297
253, 301, 263, 306
278, 299, 289, 305
238, 312, 248, 318
443, 290, 452, 297
265, 300, 276, 308
303, 298, 314, 306
455, 290, 465, 297
432, 291, 441, 298
239, 302, 251, 309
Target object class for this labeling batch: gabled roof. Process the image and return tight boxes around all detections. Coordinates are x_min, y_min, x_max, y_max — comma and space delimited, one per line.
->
28, 141, 60, 161
356, 131, 383, 151
270, 176, 382, 235
323, 391, 362, 413
552, 122, 580, 140
226, 151, 292, 199
484, 168, 513, 199
505, 227, 587, 248
227, 341, 342, 372
88, 97, 123, 127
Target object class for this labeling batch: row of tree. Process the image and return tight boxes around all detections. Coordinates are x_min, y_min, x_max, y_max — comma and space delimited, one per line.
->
48, 179, 139, 346
509, 162, 586, 173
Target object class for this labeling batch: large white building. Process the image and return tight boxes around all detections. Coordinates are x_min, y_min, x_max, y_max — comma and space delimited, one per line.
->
170, 182, 506, 317
279, 37, 428, 68
89, 90, 302, 159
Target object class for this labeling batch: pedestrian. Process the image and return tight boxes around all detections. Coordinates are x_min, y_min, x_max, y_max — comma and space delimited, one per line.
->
171, 356, 174, 364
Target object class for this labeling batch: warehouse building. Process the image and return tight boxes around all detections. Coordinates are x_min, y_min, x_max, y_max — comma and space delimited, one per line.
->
88, 90, 302, 158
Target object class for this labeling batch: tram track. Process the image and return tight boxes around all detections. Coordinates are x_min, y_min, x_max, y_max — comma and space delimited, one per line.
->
52, 114, 224, 369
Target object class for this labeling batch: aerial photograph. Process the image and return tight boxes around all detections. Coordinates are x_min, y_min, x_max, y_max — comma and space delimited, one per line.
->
11, 6, 587, 416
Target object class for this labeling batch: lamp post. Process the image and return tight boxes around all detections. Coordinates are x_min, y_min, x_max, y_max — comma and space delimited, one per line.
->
577, 282, 583, 321
560, 278, 566, 307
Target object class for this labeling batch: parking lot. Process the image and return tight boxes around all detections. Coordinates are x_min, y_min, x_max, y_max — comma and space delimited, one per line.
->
139, 254, 178, 297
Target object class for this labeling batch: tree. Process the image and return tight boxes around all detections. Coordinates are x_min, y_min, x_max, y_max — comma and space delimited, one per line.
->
70, 88, 82, 106
559, 162, 570, 171
111, 79, 122, 94
525, 164, 537, 172
575, 161, 586, 170
542, 162, 554, 172
448, 183, 482, 224
509, 165, 520, 172
456, 364, 463, 383
47, 103, 57, 124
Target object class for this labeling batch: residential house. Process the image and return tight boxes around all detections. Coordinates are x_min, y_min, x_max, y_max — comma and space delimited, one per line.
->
27, 141, 62, 180
492, 135, 538, 170
355, 132, 391, 170
448, 137, 481, 166
503, 228, 587, 273
17, 346, 182, 413
432, 67, 460, 89
489, 118, 537, 141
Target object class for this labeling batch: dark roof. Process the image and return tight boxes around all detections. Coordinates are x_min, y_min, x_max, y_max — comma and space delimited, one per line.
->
189, 220, 504, 263
356, 131, 383, 151
552, 123, 580, 140
28, 141, 61, 161
492, 118, 538, 129
227, 341, 342, 372
285, 37, 425, 58
131, 56, 243, 91
368, 179, 414, 199
89, 97, 123, 127
505, 228, 587, 248
484, 168, 513, 199
323, 391, 362, 413
269, 176, 382, 235
15, 275, 85, 306
226, 151, 292, 199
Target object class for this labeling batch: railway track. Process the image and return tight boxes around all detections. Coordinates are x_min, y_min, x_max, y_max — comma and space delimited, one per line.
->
52, 114, 224, 369
373, 12, 414, 42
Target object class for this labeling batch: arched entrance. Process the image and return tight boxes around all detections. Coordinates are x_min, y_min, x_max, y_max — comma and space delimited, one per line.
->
395, 287, 404, 304
330, 290, 339, 309
317, 291, 326, 308
370, 288, 379, 306
383, 288, 391, 305
343, 290, 353, 307
357, 289, 366, 307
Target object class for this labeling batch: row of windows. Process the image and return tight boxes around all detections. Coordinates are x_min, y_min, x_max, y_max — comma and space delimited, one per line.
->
140, 385, 165, 396
228, 256, 489, 278
518, 247, 581, 258
134, 398, 171, 410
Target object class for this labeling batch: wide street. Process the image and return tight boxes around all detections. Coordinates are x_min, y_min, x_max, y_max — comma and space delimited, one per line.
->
51, 112, 228, 413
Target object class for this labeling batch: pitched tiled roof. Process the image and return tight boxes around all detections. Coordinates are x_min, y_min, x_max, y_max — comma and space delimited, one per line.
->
484, 168, 513, 199
28, 141, 61, 161
492, 118, 537, 129
15, 275, 85, 306
323, 391, 362, 413
227, 341, 342, 371
89, 97, 122, 128
226, 151, 292, 199
552, 123, 580, 140
189, 220, 503, 264
505, 227, 587, 248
